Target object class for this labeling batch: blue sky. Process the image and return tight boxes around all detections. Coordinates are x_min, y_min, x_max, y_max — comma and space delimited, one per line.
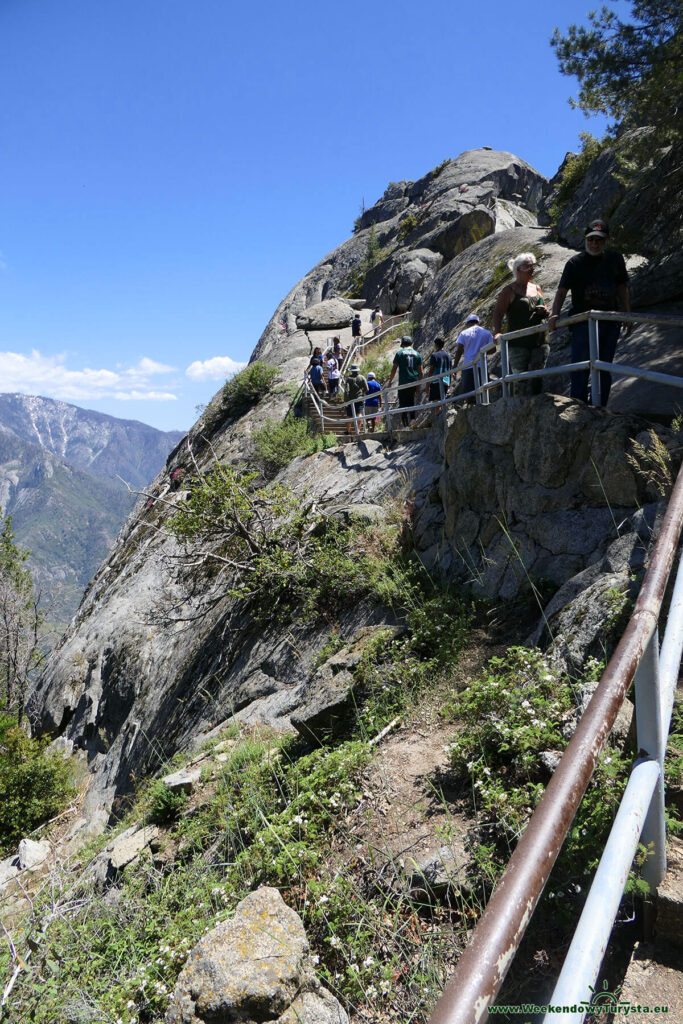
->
0, 0, 610, 432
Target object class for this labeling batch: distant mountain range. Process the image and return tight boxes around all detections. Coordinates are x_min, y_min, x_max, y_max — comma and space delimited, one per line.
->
0, 394, 183, 628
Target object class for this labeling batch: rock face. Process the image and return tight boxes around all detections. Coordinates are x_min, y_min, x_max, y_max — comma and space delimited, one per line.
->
251, 149, 546, 352
28, 432, 444, 827
166, 887, 347, 1024
365, 248, 444, 314
438, 394, 672, 599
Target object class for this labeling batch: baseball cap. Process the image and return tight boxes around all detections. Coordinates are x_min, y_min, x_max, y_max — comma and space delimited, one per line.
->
367, 371, 376, 379
401, 335, 412, 344
585, 219, 609, 238
466, 314, 480, 324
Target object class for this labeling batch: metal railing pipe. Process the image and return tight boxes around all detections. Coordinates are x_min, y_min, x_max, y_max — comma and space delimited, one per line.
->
428, 462, 683, 1024
542, 758, 661, 1024
588, 318, 601, 407
635, 631, 667, 890
659, 547, 683, 739
593, 360, 683, 390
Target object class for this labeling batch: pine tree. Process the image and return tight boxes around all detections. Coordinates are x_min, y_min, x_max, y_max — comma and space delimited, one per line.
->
551, 0, 683, 149
0, 512, 43, 722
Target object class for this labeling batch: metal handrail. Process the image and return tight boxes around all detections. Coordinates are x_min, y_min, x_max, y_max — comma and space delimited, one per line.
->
428, 460, 683, 1024
303, 310, 683, 434
339, 312, 411, 376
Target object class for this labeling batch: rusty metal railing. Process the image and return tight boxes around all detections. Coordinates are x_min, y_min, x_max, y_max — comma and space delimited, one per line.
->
428, 462, 683, 1024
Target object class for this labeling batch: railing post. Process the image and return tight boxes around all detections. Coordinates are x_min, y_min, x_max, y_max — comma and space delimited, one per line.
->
635, 628, 667, 931
500, 336, 510, 398
473, 362, 481, 405
589, 315, 601, 407
478, 351, 490, 406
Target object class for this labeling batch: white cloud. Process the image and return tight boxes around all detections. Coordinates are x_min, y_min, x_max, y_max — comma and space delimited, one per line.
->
123, 357, 176, 376
185, 356, 247, 381
0, 349, 179, 402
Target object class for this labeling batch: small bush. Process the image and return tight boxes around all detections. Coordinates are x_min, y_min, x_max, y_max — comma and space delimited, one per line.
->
252, 418, 337, 478
444, 647, 630, 901
547, 132, 607, 222
397, 212, 418, 240
0, 714, 75, 855
146, 780, 188, 825
429, 157, 450, 178
359, 352, 393, 383
221, 362, 280, 415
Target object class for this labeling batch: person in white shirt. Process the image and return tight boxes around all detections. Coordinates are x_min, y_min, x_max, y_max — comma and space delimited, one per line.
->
453, 314, 494, 403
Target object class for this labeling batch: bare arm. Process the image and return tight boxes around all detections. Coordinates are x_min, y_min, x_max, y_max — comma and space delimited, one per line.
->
548, 286, 568, 332
492, 286, 514, 337
452, 343, 464, 369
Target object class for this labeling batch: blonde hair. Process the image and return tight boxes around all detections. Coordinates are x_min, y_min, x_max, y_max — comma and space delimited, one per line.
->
508, 252, 538, 276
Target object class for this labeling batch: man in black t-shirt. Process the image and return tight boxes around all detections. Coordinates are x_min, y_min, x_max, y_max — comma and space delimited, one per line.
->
549, 219, 630, 406
428, 337, 451, 411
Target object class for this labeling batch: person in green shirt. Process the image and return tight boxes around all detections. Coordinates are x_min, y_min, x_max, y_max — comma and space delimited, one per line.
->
387, 336, 423, 427
343, 364, 368, 434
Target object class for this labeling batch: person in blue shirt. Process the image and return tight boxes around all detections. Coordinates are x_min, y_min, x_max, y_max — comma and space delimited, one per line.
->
308, 357, 327, 399
364, 371, 383, 432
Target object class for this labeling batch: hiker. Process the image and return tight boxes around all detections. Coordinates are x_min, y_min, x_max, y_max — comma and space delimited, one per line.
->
326, 354, 341, 397
325, 337, 345, 364
364, 371, 383, 431
427, 336, 452, 411
170, 466, 187, 491
453, 315, 494, 403
351, 313, 363, 341
387, 335, 423, 427
343, 364, 368, 434
371, 307, 384, 338
549, 218, 631, 406
308, 357, 327, 399
492, 252, 550, 396
308, 346, 323, 367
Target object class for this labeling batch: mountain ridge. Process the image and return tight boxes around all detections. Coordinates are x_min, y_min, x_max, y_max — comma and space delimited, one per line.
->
0, 394, 185, 626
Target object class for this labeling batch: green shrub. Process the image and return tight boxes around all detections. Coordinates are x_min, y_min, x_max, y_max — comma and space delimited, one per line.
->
359, 352, 393, 383
0, 714, 75, 855
252, 417, 336, 477
429, 157, 450, 178
146, 780, 188, 825
221, 361, 280, 415
444, 647, 630, 901
346, 225, 391, 298
547, 131, 607, 222
397, 212, 418, 241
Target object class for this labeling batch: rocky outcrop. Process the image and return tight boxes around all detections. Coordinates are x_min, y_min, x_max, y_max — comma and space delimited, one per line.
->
437, 395, 675, 599
364, 248, 444, 314
27, 432, 444, 827
295, 298, 355, 331
166, 887, 347, 1024
290, 625, 402, 743
251, 150, 547, 357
